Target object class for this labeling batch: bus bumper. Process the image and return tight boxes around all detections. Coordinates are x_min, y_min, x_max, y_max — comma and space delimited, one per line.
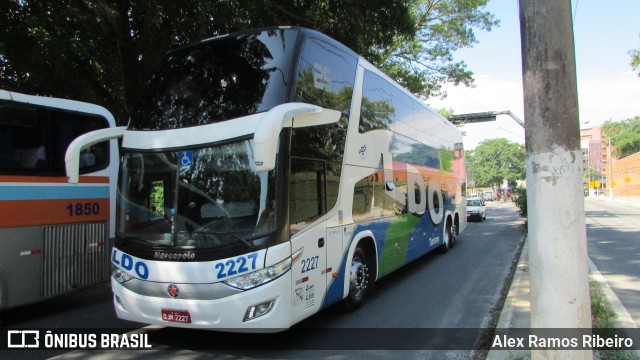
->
111, 273, 293, 331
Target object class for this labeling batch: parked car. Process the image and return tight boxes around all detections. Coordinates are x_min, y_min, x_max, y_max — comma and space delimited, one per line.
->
467, 199, 486, 221
483, 191, 495, 201
467, 193, 485, 205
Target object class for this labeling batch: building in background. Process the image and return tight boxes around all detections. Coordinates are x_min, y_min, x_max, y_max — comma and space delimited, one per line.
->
611, 151, 640, 202
580, 125, 613, 195
580, 125, 603, 142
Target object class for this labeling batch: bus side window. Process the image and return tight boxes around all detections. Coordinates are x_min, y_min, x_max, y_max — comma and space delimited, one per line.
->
392, 168, 409, 215
294, 38, 357, 112
290, 38, 355, 228
0, 132, 10, 170
79, 150, 96, 168
359, 71, 394, 133
352, 156, 394, 221
49, 109, 110, 174
0, 102, 46, 173
14, 145, 47, 169
289, 157, 326, 235
352, 171, 385, 222
0, 101, 109, 176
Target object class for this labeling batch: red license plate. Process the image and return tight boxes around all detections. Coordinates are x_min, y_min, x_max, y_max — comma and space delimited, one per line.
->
161, 309, 191, 323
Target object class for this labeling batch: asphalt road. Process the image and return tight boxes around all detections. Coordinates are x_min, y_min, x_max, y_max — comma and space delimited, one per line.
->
1, 201, 525, 359
585, 197, 640, 328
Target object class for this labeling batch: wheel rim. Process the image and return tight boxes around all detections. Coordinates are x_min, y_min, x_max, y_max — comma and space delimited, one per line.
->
349, 256, 368, 300
451, 224, 457, 244
443, 225, 451, 248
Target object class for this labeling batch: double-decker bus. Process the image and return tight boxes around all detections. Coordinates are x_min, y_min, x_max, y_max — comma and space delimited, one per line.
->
66, 27, 466, 330
0, 90, 118, 310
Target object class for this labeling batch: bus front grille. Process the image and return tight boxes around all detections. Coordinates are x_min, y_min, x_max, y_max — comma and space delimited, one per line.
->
42, 222, 110, 298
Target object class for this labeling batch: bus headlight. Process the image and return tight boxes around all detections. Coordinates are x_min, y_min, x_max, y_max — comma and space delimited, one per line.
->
224, 257, 292, 290
112, 266, 134, 284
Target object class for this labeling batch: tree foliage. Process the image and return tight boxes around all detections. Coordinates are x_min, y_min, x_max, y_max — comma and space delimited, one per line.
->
630, 33, 640, 77
602, 116, 640, 159
1, 0, 496, 124
377, 0, 498, 98
1, 0, 238, 123
437, 107, 456, 119
466, 138, 525, 188
512, 187, 527, 218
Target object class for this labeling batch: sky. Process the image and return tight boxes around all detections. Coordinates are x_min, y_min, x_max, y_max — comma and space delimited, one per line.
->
427, 0, 640, 149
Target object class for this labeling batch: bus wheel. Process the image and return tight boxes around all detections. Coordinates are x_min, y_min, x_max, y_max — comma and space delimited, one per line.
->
450, 222, 457, 248
439, 221, 454, 253
345, 246, 371, 311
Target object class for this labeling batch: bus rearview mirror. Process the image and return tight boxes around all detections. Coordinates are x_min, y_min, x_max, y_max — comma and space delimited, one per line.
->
65, 126, 126, 183
253, 102, 341, 172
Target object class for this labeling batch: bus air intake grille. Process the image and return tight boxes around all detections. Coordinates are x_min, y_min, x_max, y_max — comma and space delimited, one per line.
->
42, 222, 110, 298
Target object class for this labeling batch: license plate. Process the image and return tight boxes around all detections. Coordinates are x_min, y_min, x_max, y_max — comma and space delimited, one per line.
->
161, 309, 191, 323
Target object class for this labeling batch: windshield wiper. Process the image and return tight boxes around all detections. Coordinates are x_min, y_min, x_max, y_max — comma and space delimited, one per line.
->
226, 232, 256, 250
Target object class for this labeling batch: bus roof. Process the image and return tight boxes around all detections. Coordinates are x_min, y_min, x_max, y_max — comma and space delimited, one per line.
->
0, 89, 116, 127
171, 26, 359, 61
157, 26, 456, 132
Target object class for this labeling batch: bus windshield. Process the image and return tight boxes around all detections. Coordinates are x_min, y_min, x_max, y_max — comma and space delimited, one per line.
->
128, 29, 297, 130
118, 140, 277, 249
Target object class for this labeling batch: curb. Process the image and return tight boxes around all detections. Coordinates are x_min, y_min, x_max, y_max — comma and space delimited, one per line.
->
496, 238, 530, 329
486, 237, 530, 360
487, 234, 640, 359
589, 258, 640, 356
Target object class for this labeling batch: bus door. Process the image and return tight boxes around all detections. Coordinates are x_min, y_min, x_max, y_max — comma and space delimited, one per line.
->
289, 157, 328, 323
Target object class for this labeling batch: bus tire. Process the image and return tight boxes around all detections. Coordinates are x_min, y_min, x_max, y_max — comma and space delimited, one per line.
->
451, 223, 458, 247
439, 220, 454, 253
344, 246, 371, 311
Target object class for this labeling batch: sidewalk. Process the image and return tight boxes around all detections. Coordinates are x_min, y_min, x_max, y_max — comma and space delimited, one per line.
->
487, 236, 640, 359
487, 239, 531, 360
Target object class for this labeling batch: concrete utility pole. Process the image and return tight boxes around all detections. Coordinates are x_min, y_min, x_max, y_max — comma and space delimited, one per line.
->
519, 1, 591, 360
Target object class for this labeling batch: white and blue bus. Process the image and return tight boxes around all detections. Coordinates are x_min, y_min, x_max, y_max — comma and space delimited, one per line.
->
66, 27, 466, 330
0, 90, 118, 310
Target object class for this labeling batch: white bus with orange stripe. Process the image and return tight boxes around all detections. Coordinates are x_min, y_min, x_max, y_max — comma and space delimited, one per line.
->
0, 90, 118, 310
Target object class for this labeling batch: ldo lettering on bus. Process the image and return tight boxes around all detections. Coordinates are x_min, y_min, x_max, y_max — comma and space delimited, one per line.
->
112, 249, 150, 279
407, 172, 445, 226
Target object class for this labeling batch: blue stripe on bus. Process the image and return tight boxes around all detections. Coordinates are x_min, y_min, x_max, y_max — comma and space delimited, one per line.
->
0, 185, 109, 201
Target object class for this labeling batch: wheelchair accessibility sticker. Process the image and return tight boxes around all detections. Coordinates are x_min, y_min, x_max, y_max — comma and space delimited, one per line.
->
180, 151, 193, 169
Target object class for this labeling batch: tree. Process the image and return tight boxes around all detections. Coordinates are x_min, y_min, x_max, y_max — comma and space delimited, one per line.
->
630, 34, 640, 77
1, 1, 240, 124
437, 107, 456, 119
376, 0, 498, 98
603, 116, 640, 158
1, 0, 496, 124
465, 138, 525, 188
